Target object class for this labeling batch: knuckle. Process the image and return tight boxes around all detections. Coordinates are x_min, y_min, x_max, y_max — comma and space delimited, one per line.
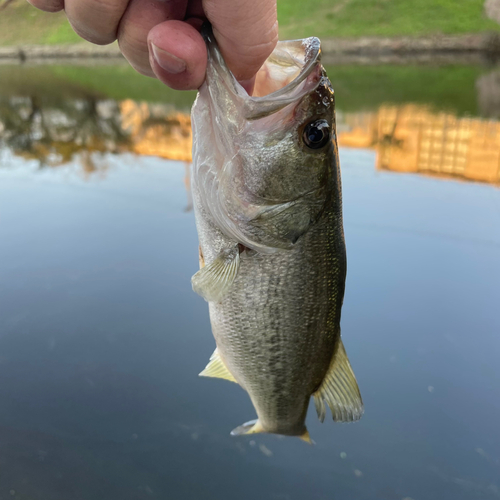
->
67, 0, 127, 44
134, 63, 155, 78
119, 40, 154, 77
70, 23, 117, 45
27, 0, 63, 12
88, 0, 125, 19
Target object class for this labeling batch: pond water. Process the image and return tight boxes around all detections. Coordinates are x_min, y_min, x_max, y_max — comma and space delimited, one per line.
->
0, 62, 499, 500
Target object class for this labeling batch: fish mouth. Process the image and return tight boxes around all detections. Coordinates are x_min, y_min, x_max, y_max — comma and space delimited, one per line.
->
252, 38, 321, 98
203, 24, 323, 120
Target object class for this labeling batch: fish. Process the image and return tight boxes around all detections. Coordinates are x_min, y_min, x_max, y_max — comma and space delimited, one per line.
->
190, 25, 363, 441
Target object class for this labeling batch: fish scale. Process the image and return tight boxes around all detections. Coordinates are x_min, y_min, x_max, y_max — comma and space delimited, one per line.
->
205, 209, 343, 435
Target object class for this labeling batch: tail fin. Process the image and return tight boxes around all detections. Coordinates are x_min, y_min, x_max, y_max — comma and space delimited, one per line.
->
230, 420, 314, 443
230, 419, 265, 436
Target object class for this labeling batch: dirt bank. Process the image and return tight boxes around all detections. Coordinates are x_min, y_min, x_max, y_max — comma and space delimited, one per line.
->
0, 43, 124, 61
1, 33, 500, 65
321, 33, 500, 65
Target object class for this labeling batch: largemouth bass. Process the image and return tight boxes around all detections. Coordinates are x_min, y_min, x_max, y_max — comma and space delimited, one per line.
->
191, 26, 363, 441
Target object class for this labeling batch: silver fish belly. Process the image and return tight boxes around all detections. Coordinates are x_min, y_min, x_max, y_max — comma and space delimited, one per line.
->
190, 26, 363, 440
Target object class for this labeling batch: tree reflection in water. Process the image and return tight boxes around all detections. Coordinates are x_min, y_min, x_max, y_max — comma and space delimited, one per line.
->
0, 95, 193, 177
0, 96, 129, 173
2, 92, 500, 188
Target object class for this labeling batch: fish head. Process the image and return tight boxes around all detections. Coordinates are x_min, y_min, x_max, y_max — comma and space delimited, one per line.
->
192, 29, 338, 252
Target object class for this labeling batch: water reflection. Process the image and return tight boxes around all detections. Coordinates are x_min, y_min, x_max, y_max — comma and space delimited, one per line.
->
339, 105, 500, 185
0, 96, 191, 174
1, 67, 500, 500
0, 96, 129, 172
2, 94, 500, 187
121, 100, 192, 162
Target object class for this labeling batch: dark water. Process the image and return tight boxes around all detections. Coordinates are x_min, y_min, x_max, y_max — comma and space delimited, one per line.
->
0, 63, 500, 500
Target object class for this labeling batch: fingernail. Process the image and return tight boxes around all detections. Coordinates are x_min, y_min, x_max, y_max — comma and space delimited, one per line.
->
151, 43, 186, 74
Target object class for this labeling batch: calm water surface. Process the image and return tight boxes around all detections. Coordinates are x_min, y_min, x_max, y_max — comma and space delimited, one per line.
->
0, 63, 499, 500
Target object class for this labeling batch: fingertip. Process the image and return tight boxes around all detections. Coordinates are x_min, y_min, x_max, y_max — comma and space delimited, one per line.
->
215, 22, 278, 83
148, 21, 207, 91
206, 0, 278, 82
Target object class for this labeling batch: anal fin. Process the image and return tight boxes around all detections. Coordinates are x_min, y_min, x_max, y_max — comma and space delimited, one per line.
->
298, 429, 315, 445
199, 348, 238, 384
191, 246, 240, 302
313, 339, 364, 423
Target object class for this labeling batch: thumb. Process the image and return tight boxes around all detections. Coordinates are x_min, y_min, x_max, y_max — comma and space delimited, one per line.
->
203, 0, 278, 85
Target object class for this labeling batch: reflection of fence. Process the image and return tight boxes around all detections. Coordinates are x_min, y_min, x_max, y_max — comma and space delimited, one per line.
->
339, 105, 500, 186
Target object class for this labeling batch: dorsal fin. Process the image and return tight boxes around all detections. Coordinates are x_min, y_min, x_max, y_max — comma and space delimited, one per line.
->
313, 339, 364, 423
199, 348, 238, 383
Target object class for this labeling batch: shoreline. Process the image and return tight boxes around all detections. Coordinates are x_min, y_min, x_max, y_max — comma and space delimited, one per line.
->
0, 43, 124, 61
1, 33, 500, 66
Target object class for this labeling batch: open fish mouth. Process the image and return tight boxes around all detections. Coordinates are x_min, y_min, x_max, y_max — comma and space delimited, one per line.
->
252, 38, 322, 98
203, 24, 323, 119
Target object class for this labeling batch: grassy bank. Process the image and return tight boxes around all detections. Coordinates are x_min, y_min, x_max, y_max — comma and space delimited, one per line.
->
0, 0, 499, 47
279, 0, 500, 39
0, 2, 79, 46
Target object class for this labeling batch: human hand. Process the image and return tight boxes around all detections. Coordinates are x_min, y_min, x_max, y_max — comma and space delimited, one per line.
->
27, 0, 278, 93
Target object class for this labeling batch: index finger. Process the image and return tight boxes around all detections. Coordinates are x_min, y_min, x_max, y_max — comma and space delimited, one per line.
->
203, 0, 278, 83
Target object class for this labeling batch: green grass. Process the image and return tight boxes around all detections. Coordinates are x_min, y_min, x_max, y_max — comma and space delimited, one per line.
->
44, 20, 83, 45
0, 2, 80, 46
0, 0, 499, 47
278, 0, 500, 38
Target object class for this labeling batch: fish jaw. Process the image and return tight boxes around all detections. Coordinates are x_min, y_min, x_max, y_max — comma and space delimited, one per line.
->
201, 24, 323, 121
191, 32, 336, 254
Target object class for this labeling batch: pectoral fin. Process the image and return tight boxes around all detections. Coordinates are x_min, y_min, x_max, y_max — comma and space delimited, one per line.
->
313, 339, 364, 423
199, 348, 237, 384
191, 246, 240, 302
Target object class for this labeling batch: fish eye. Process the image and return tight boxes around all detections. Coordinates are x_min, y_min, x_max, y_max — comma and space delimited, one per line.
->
302, 119, 331, 149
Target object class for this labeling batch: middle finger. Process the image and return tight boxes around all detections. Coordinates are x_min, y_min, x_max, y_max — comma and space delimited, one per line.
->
118, 0, 188, 77
65, 0, 130, 45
